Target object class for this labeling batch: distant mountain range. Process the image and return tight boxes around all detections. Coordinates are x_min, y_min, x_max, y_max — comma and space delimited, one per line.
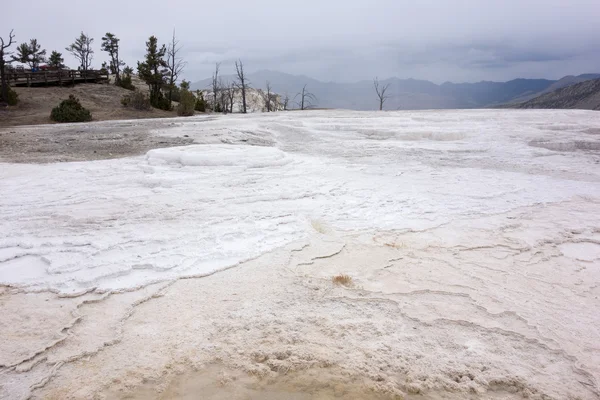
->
513, 78, 600, 111
191, 71, 600, 111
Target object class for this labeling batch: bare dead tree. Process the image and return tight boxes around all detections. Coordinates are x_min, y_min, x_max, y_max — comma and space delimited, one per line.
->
294, 84, 317, 110
282, 92, 290, 110
226, 81, 236, 113
264, 81, 272, 112
210, 62, 221, 112
235, 59, 249, 113
0, 29, 15, 104
166, 29, 186, 107
219, 78, 228, 113
374, 77, 391, 111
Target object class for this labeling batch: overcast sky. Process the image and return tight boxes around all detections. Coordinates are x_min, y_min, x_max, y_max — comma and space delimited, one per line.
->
5, 0, 600, 83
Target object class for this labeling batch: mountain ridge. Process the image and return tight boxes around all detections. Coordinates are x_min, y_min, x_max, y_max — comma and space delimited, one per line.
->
191, 71, 600, 110
513, 78, 600, 110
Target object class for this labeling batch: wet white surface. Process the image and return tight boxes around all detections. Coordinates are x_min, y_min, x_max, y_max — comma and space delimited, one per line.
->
1, 110, 600, 399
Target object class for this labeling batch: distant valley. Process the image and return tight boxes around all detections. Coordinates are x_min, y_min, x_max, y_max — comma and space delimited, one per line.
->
191, 71, 600, 111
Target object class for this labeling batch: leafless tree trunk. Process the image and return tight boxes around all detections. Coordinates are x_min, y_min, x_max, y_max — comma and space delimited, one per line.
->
219, 79, 228, 114
295, 84, 317, 110
210, 62, 220, 112
282, 93, 289, 110
264, 81, 272, 112
374, 77, 391, 111
166, 29, 186, 107
235, 59, 249, 114
227, 82, 236, 113
0, 29, 15, 104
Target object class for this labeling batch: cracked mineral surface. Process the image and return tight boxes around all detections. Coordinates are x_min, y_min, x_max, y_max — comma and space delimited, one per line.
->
1, 110, 599, 399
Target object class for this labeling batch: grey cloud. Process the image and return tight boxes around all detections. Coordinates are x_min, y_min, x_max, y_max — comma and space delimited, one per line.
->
5, 0, 600, 83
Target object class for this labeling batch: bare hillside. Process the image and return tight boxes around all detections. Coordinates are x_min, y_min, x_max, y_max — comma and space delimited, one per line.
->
515, 78, 600, 110
0, 83, 177, 127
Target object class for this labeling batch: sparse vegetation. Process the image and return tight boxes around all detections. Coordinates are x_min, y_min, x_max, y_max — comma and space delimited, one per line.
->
374, 77, 391, 111
118, 66, 135, 90
332, 274, 353, 287
177, 82, 195, 116
50, 95, 92, 122
295, 84, 317, 110
48, 51, 64, 68
12, 38, 46, 69
121, 91, 151, 110
7, 87, 18, 105
170, 86, 181, 102
383, 240, 405, 249
225, 83, 236, 113
165, 30, 186, 107
118, 74, 135, 90
263, 81, 274, 112
66, 32, 94, 72
282, 93, 290, 110
235, 59, 249, 113
211, 62, 221, 112
195, 91, 207, 112
0, 29, 15, 104
137, 36, 171, 110
101, 33, 124, 85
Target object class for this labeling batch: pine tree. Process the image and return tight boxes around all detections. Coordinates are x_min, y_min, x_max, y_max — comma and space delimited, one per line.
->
12, 39, 46, 69
48, 51, 64, 68
195, 90, 207, 112
137, 36, 169, 110
66, 32, 94, 72
101, 33, 124, 84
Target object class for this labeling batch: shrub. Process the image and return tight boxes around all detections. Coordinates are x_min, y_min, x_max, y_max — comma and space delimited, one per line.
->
50, 95, 92, 123
151, 91, 172, 111
195, 91, 207, 112
332, 274, 353, 287
117, 74, 135, 90
121, 91, 151, 110
170, 85, 181, 103
177, 89, 195, 116
7, 87, 18, 106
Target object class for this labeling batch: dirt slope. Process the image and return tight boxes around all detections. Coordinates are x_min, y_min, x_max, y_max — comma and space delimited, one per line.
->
0, 83, 178, 127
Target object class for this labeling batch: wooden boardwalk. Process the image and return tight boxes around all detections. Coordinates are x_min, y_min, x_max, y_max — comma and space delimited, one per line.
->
6, 70, 109, 87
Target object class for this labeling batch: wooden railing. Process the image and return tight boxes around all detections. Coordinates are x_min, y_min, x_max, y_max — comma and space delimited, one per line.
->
5, 69, 109, 86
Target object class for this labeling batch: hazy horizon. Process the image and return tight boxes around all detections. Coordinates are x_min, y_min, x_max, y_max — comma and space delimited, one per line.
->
189, 68, 600, 86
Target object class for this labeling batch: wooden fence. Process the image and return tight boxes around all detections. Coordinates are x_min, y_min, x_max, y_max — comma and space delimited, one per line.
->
5, 69, 109, 87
